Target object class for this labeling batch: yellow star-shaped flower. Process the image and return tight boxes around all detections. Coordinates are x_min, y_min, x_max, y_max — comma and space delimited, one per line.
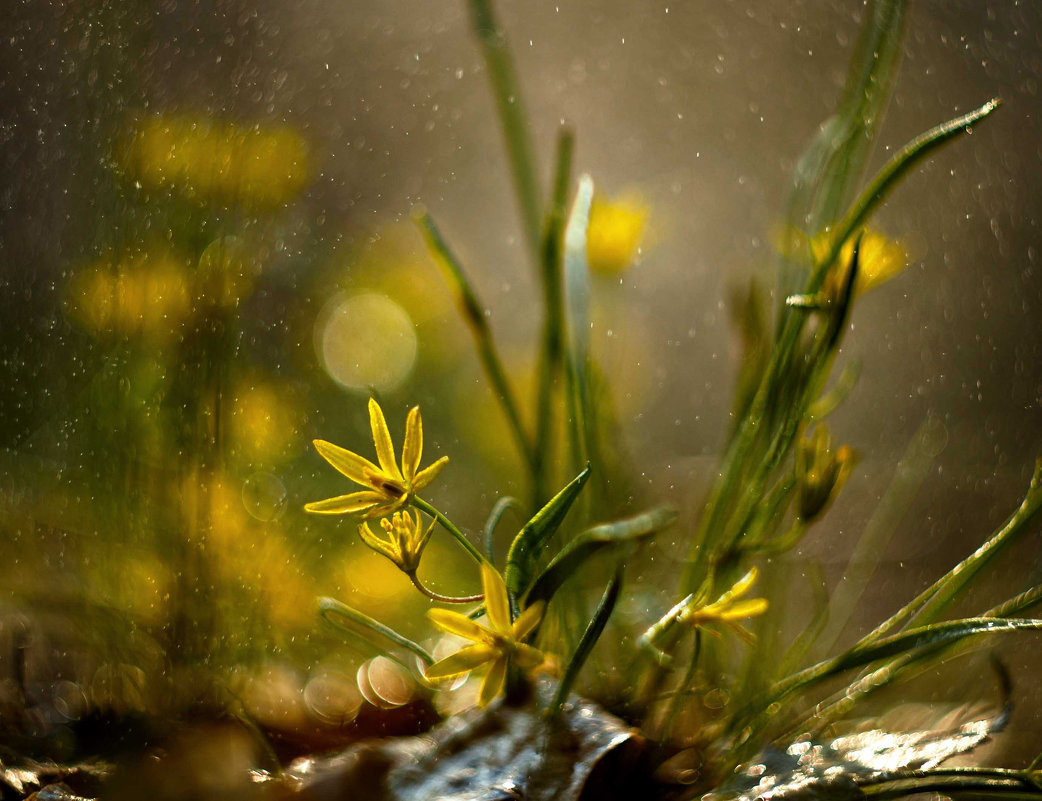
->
305, 398, 448, 519
357, 510, 434, 574
682, 567, 768, 643
425, 562, 546, 707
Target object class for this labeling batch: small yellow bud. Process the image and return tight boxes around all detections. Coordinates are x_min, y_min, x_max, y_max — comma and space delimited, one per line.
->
795, 425, 855, 522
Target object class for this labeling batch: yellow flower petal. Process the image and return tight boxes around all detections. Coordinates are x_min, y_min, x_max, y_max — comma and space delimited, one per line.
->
481, 561, 512, 634
358, 521, 400, 563
428, 608, 490, 643
312, 439, 381, 485
478, 655, 508, 707
401, 406, 422, 483
304, 490, 384, 515
425, 643, 497, 680
511, 601, 544, 642
368, 398, 403, 481
307, 401, 449, 519
416, 515, 436, 555
586, 193, 649, 275
513, 642, 545, 670
727, 567, 759, 600
412, 455, 449, 491
719, 598, 768, 620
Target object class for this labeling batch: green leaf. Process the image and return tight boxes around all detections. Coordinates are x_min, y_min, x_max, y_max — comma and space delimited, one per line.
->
548, 566, 624, 719
319, 597, 433, 671
817, 416, 948, 654
823, 232, 861, 351
865, 458, 1042, 642
775, 561, 831, 681
526, 506, 675, 607
482, 495, 523, 566
770, 617, 1042, 706
779, 0, 906, 302
727, 278, 770, 441
531, 127, 574, 509
563, 174, 595, 474
504, 464, 591, 599
467, 0, 541, 262
808, 360, 861, 420
816, 97, 1001, 291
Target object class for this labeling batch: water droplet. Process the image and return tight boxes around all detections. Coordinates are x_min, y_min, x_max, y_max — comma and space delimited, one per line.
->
242, 472, 287, 521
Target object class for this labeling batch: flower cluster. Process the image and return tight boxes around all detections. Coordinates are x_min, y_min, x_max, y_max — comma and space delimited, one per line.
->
358, 510, 434, 574
306, 399, 547, 707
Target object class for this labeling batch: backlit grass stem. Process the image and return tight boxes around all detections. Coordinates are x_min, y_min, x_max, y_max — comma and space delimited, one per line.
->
467, 0, 542, 265
416, 211, 536, 474
532, 128, 574, 506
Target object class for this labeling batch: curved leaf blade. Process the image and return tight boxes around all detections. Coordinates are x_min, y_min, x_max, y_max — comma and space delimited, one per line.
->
817, 98, 1001, 289
319, 596, 433, 668
504, 464, 591, 598
549, 566, 624, 719
771, 616, 1042, 705
526, 506, 676, 606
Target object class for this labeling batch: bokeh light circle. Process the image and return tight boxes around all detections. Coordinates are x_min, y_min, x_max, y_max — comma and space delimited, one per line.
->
241, 471, 288, 521
316, 291, 417, 392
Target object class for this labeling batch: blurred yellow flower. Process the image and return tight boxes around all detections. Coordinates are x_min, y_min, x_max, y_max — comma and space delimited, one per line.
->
357, 509, 434, 574
586, 192, 649, 274
682, 568, 768, 643
181, 472, 313, 630
774, 224, 907, 298
65, 250, 192, 339
125, 115, 310, 207
305, 398, 448, 518
229, 379, 301, 465
814, 229, 907, 297
198, 236, 261, 308
425, 562, 546, 707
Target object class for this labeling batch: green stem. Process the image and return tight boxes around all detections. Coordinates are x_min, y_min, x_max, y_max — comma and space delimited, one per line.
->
549, 567, 623, 719
532, 129, 575, 506
865, 458, 1042, 642
413, 496, 485, 564
660, 629, 701, 742
415, 211, 536, 473
858, 768, 1042, 801
407, 572, 484, 604
467, 0, 542, 264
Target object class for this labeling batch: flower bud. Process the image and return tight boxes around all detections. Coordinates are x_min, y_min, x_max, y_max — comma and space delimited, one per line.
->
796, 425, 855, 522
